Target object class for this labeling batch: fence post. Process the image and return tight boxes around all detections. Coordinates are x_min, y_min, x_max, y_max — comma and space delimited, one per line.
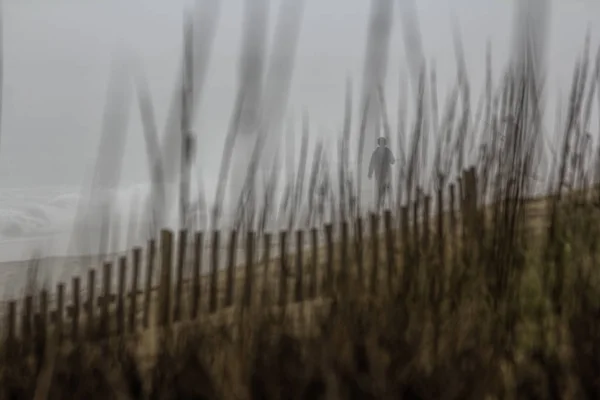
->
209, 230, 220, 313
459, 172, 467, 243
449, 184, 458, 275
159, 229, 173, 326
40, 290, 48, 343
468, 167, 480, 265
143, 239, 156, 329
117, 256, 127, 335
174, 229, 187, 321
461, 169, 473, 268
225, 230, 237, 308
458, 174, 465, 214
340, 222, 348, 289
355, 218, 364, 289
261, 233, 272, 306
324, 224, 334, 295
23, 295, 33, 351
243, 231, 255, 308
475, 166, 485, 222
469, 167, 478, 210
34, 292, 46, 356
279, 230, 289, 307
87, 269, 96, 338
72, 277, 80, 341
101, 262, 112, 337
5, 301, 16, 348
369, 213, 380, 294
423, 195, 431, 252
309, 228, 318, 299
191, 232, 203, 319
413, 193, 421, 267
469, 167, 482, 237
384, 210, 395, 292
400, 205, 411, 292
294, 230, 304, 302
56, 283, 64, 343
437, 186, 446, 289
130, 247, 141, 333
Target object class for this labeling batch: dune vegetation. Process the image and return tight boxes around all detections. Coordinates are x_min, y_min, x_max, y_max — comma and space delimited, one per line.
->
3, 0, 600, 399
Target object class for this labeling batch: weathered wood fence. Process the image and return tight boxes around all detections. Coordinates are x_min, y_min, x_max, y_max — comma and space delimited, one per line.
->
0, 167, 508, 347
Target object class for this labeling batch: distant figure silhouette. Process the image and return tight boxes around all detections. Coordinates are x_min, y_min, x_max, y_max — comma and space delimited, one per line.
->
368, 137, 395, 208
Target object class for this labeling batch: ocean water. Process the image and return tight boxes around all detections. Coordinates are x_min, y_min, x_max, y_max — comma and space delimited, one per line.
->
0, 184, 148, 261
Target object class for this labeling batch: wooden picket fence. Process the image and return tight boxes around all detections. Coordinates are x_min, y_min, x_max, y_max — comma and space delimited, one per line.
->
1, 166, 522, 348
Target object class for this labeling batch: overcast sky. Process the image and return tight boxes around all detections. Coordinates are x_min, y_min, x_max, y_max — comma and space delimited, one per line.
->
1, 0, 599, 190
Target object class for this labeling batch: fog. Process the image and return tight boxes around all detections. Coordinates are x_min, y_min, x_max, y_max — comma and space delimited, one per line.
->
0, 0, 598, 260
2, 0, 598, 189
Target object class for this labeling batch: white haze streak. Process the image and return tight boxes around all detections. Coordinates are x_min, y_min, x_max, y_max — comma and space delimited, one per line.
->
229, 0, 305, 229
227, 0, 269, 222
69, 56, 133, 258
358, 0, 394, 209
154, 0, 221, 227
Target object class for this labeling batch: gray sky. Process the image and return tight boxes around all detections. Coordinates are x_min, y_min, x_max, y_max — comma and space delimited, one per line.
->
1, 0, 599, 190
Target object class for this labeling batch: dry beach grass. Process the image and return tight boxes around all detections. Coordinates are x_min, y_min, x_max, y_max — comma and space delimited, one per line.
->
2, 1, 600, 399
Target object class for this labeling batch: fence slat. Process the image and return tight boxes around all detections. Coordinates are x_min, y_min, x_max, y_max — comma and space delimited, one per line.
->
33, 296, 45, 356
384, 210, 395, 292
355, 218, 364, 288
461, 170, 471, 267
143, 239, 156, 329
243, 231, 255, 308
56, 283, 64, 343
191, 232, 203, 319
294, 230, 304, 303
72, 277, 80, 341
174, 229, 187, 321
309, 228, 318, 299
423, 195, 431, 252
469, 167, 478, 210
225, 230, 237, 308
87, 269, 96, 338
159, 230, 173, 326
469, 167, 480, 238
324, 224, 334, 295
23, 295, 33, 351
340, 222, 348, 289
413, 195, 421, 267
400, 205, 410, 291
117, 257, 127, 335
209, 230, 220, 313
449, 184, 458, 275
458, 174, 466, 246
437, 186, 446, 291
279, 231, 289, 307
129, 247, 141, 333
261, 233, 272, 306
369, 213, 379, 294
40, 290, 48, 342
5, 301, 16, 347
101, 262, 112, 337
467, 168, 479, 266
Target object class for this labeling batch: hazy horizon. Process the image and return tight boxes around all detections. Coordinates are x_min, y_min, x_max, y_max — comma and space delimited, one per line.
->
1, 0, 598, 191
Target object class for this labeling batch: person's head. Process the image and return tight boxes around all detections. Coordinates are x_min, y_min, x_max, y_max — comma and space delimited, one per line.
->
377, 137, 386, 147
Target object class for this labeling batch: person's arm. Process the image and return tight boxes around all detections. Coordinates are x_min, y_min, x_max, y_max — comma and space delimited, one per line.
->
388, 148, 396, 165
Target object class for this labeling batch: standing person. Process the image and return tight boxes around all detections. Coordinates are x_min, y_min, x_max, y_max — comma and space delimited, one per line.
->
368, 137, 395, 209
